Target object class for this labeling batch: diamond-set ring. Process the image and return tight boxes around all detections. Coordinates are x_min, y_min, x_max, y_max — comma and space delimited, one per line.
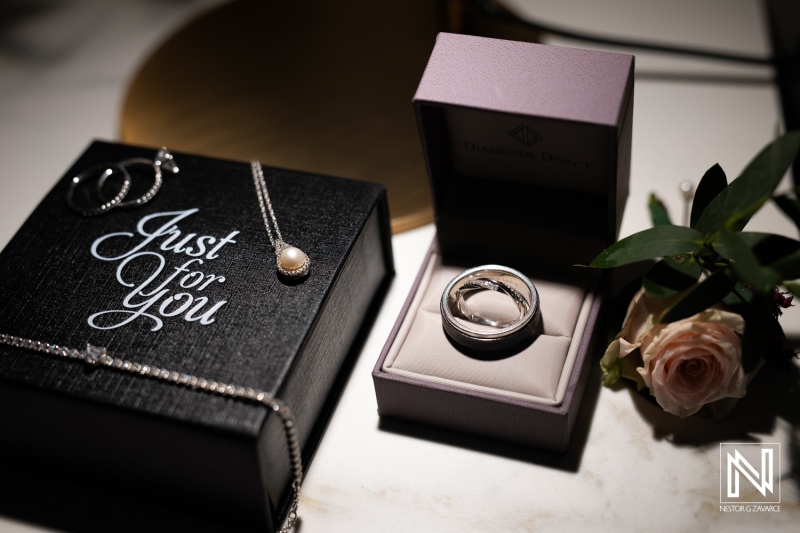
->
441, 265, 540, 351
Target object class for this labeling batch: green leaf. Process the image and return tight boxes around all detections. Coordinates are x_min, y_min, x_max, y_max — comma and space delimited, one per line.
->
643, 255, 701, 298
660, 268, 736, 323
774, 195, 800, 231
648, 194, 672, 227
771, 254, 800, 280
695, 131, 800, 235
741, 293, 776, 372
713, 229, 781, 292
690, 163, 727, 229
747, 233, 800, 280
721, 282, 753, 314
739, 231, 800, 256
785, 281, 800, 299
589, 226, 704, 268
735, 232, 800, 281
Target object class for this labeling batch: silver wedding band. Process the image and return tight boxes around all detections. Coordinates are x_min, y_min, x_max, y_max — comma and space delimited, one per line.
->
441, 265, 540, 351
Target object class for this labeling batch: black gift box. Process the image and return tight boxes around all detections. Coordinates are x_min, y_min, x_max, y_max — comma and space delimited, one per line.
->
0, 141, 393, 531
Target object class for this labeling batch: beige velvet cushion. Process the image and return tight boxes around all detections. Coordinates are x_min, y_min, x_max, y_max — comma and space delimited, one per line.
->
383, 254, 594, 405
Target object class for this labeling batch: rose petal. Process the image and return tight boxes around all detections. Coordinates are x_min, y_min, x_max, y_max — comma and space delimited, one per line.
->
638, 310, 746, 418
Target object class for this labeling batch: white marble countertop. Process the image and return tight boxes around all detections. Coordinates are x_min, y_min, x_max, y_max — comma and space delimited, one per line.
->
0, 1, 796, 532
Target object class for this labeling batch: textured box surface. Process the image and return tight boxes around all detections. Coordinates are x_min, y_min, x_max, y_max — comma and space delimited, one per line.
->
0, 141, 393, 531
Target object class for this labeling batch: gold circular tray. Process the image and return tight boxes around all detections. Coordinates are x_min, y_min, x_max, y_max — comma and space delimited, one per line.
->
121, 0, 443, 232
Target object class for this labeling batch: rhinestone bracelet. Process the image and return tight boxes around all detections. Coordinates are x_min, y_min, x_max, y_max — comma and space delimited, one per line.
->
0, 333, 302, 533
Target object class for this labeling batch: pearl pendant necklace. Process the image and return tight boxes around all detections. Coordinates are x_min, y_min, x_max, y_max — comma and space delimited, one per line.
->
275, 240, 310, 278
251, 161, 310, 279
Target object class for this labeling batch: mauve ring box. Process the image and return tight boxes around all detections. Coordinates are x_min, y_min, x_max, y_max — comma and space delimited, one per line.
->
373, 33, 634, 452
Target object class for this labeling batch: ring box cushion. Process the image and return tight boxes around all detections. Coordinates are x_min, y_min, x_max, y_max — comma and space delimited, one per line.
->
382, 252, 594, 403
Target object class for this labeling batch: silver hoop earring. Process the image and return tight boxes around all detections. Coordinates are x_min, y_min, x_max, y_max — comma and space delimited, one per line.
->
66, 164, 132, 217
67, 147, 178, 216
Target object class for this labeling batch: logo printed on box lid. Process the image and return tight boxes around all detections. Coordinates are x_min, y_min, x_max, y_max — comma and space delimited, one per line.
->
508, 125, 542, 147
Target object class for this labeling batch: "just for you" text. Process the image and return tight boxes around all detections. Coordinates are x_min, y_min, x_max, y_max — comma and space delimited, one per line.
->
88, 208, 238, 331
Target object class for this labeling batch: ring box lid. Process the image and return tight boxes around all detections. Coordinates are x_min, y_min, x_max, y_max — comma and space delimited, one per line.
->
413, 33, 634, 274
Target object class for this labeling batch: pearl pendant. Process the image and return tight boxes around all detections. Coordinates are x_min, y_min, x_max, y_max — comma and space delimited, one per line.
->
276, 242, 310, 278
280, 246, 307, 271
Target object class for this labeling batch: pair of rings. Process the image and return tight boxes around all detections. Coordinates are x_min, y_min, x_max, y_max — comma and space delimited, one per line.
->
66, 147, 178, 216
441, 265, 540, 351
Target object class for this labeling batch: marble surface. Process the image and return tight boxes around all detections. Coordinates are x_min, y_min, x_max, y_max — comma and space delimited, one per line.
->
0, 1, 797, 532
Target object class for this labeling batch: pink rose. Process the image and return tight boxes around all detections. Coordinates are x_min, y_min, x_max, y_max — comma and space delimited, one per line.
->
637, 309, 746, 418
600, 288, 681, 389
601, 288, 750, 418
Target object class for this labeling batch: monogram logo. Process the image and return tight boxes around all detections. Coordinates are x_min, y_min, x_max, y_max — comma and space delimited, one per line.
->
508, 125, 542, 147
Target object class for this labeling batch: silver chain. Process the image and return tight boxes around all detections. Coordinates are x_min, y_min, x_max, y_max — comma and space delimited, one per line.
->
249, 160, 311, 280
251, 160, 284, 248
0, 333, 302, 533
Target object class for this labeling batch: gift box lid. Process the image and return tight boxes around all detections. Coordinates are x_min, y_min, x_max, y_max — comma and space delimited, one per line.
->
413, 33, 634, 274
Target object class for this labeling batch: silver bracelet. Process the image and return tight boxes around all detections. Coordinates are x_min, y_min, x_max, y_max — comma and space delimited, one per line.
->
0, 333, 302, 533
441, 265, 540, 351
